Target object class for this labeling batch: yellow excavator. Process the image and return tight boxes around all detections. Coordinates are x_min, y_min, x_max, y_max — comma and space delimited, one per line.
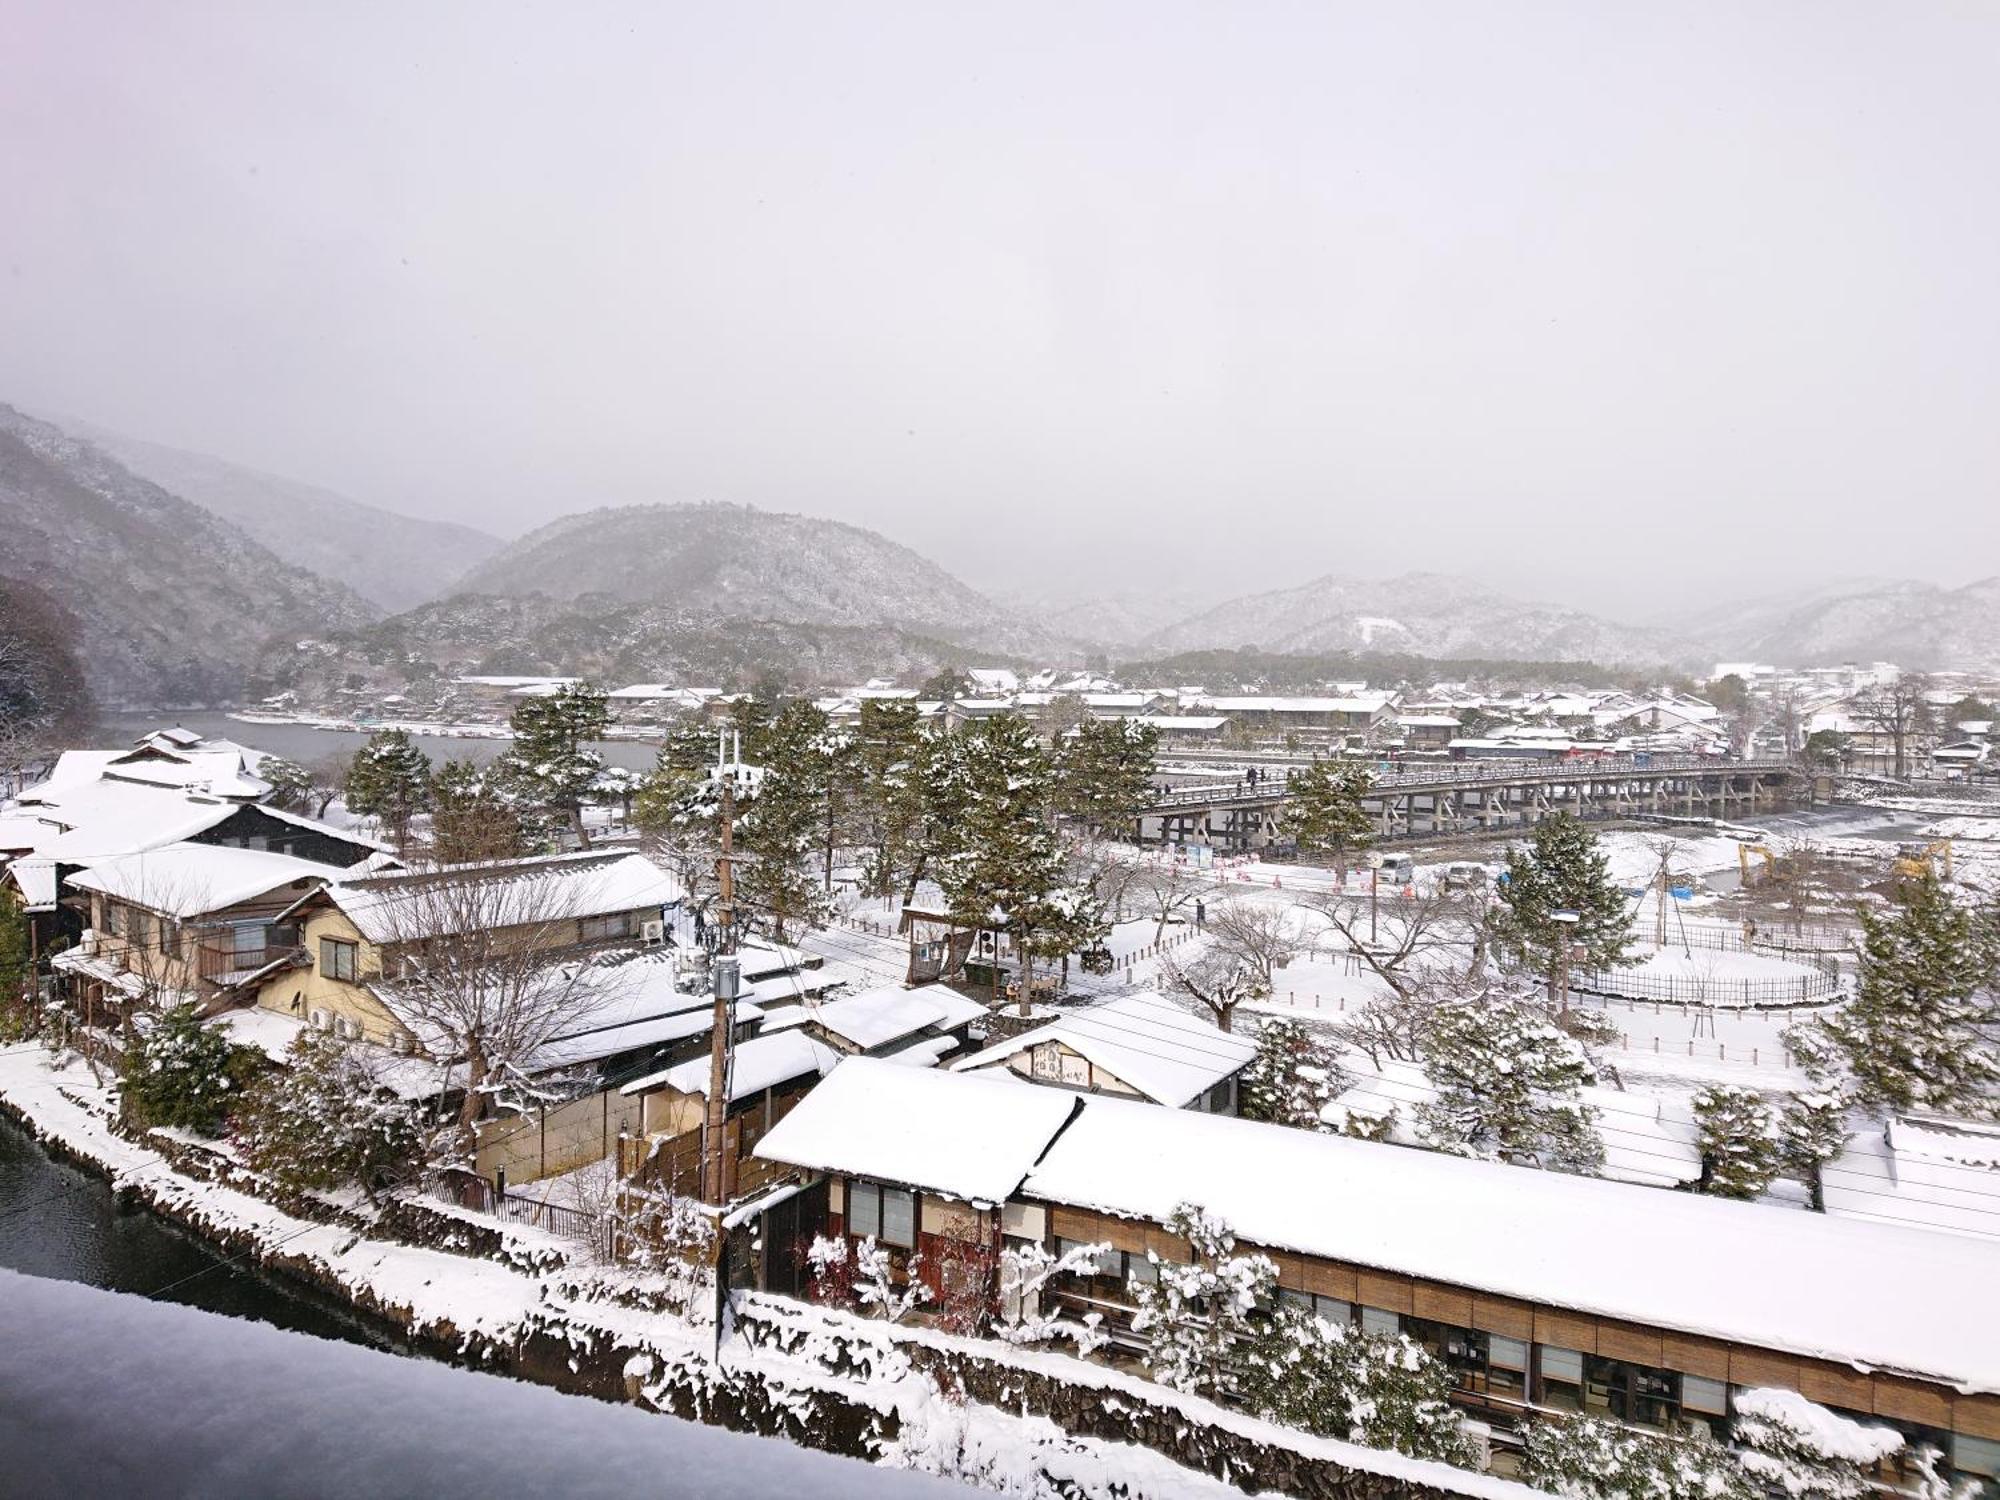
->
1893, 838, 1954, 882
1737, 843, 1778, 888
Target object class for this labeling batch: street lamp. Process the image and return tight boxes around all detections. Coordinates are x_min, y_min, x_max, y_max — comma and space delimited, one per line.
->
1368, 850, 1385, 946
1550, 910, 1580, 1014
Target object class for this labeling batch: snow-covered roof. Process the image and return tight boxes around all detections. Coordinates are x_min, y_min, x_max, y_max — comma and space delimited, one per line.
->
1022, 1090, 2000, 1393
4, 856, 58, 911
1395, 715, 1464, 728
806, 983, 986, 1052
301, 850, 676, 944
1141, 716, 1230, 732
15, 782, 390, 865
1189, 694, 1393, 715
754, 1056, 1080, 1207
65, 843, 340, 918
952, 992, 1254, 1108
0, 814, 59, 852
1888, 1114, 2000, 1169
621, 1030, 838, 1101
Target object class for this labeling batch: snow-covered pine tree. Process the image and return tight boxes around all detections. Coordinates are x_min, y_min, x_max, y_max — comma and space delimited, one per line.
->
1777, 1091, 1849, 1212
1415, 992, 1604, 1172
1731, 1386, 1903, 1499
1788, 873, 2000, 1117
1486, 814, 1633, 1001
1132, 1203, 1276, 1400
939, 713, 1068, 1014
1240, 1017, 1348, 1130
495, 681, 610, 847
1521, 1411, 1753, 1500
1242, 1307, 1477, 1466
428, 757, 524, 864
1279, 759, 1375, 877
343, 728, 434, 850
234, 1030, 423, 1198
1691, 1083, 1782, 1199
736, 699, 837, 941
256, 755, 315, 814
1052, 717, 1159, 839
852, 698, 927, 898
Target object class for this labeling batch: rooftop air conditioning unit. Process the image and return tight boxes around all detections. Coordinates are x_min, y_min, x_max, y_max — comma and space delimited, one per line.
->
309, 1008, 332, 1032
336, 1016, 359, 1041
640, 920, 666, 946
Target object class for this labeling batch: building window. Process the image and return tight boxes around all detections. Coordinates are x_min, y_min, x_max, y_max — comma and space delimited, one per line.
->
1538, 1345, 1585, 1411
233, 923, 263, 958
103, 902, 124, 939
1280, 1289, 1353, 1326
1679, 1375, 1728, 1439
580, 911, 635, 944
320, 938, 358, 982
846, 1179, 916, 1249
1954, 1433, 2000, 1480
1360, 1305, 1401, 1338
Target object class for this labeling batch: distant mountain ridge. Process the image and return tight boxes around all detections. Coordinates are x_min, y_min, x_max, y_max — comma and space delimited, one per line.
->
1136, 572, 1682, 666
61, 420, 506, 613
0, 406, 379, 706
456, 501, 1066, 657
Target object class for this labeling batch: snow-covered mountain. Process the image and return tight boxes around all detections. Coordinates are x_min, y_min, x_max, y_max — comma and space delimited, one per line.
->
1137, 572, 1680, 665
1701, 577, 2000, 669
61, 420, 506, 613
0, 406, 380, 706
456, 502, 1064, 657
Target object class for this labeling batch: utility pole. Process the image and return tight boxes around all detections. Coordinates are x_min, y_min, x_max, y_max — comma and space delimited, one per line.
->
702, 732, 740, 1207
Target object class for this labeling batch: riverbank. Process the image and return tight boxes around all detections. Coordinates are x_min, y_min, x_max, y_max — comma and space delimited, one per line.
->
0, 1042, 1529, 1500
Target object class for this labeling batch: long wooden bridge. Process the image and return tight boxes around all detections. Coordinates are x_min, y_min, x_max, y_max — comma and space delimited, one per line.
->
1137, 755, 1800, 851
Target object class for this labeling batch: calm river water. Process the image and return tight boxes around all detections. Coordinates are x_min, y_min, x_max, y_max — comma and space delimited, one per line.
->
0, 1107, 393, 1348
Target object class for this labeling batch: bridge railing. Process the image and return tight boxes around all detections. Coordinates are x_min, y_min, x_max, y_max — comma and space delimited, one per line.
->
1146, 756, 1794, 809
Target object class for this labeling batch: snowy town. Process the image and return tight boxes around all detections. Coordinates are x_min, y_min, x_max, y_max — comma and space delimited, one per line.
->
7, 4, 2000, 1497
3, 655, 2000, 1497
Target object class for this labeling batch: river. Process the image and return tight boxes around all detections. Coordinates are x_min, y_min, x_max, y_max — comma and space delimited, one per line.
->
95, 712, 663, 772
0, 1108, 395, 1349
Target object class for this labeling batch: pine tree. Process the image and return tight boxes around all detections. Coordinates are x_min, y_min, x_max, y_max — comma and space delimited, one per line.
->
342, 729, 434, 850
852, 699, 927, 898
1241, 1017, 1348, 1130
1243, 1307, 1477, 1466
1732, 1387, 1902, 1500
1691, 1084, 1781, 1199
1790, 874, 2000, 1117
1132, 1203, 1276, 1400
257, 755, 316, 813
939, 714, 1067, 1013
120, 1004, 244, 1136
0, 898, 33, 1039
1052, 717, 1159, 838
1487, 814, 1633, 1000
1416, 993, 1604, 1172
1521, 1411, 1753, 1500
737, 700, 837, 942
234, 1031, 423, 1199
428, 758, 524, 864
1778, 1092, 1849, 1213
496, 682, 610, 847
1280, 759, 1376, 876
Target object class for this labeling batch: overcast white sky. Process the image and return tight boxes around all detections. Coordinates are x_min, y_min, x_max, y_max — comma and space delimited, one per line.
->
3, 3, 1995, 617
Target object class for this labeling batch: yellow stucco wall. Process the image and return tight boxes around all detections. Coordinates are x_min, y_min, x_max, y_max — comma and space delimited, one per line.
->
251, 905, 409, 1045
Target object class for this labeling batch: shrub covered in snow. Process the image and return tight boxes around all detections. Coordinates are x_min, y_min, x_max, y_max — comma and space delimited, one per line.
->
120, 1004, 249, 1136
234, 1030, 424, 1198
1732, 1386, 1902, 1499
1241, 1307, 1477, 1467
996, 1240, 1111, 1358
1132, 1202, 1275, 1400
1521, 1411, 1752, 1500
853, 1236, 930, 1323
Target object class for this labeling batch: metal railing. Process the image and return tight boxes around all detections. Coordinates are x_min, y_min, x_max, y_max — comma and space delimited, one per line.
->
1145, 755, 1794, 810
1574, 965, 1843, 1010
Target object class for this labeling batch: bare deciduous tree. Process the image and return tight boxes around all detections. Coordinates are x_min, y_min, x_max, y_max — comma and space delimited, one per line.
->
1302, 880, 1484, 1000
1849, 673, 1935, 780
1161, 900, 1306, 1031
361, 861, 629, 1141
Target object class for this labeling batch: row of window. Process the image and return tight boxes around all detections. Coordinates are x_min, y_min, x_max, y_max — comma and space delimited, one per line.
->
314, 912, 637, 987
1043, 1250, 2000, 1483
847, 1180, 917, 1249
